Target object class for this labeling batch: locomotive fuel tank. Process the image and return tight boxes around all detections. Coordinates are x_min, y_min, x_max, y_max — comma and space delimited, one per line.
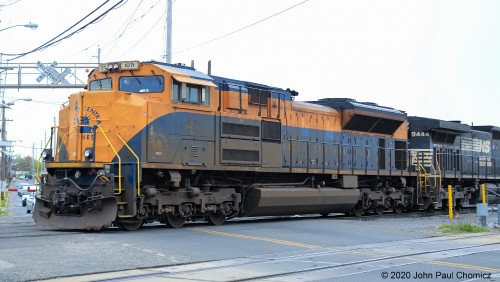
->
242, 187, 359, 217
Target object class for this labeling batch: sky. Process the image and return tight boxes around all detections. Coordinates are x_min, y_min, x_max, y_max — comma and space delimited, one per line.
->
0, 0, 500, 157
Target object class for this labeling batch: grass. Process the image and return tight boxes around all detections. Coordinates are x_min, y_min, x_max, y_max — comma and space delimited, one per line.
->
438, 222, 489, 234
0, 198, 6, 216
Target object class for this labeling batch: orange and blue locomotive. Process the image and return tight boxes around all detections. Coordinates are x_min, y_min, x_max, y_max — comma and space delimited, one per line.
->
33, 61, 500, 230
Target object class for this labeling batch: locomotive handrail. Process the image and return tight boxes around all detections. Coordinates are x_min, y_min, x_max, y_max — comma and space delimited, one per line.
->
429, 151, 437, 188
418, 163, 427, 185
116, 132, 141, 196
36, 131, 55, 183
55, 127, 75, 161
55, 133, 66, 161
427, 152, 439, 201
415, 151, 428, 203
434, 150, 442, 189
96, 125, 122, 194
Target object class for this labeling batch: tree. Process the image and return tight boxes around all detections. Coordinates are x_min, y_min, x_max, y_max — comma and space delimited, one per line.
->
10, 155, 35, 179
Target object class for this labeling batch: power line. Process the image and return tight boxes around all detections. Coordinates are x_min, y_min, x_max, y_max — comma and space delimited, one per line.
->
1, 0, 127, 61
174, 0, 310, 55
62, 0, 162, 62
60, 0, 140, 62
0, 0, 21, 8
115, 1, 168, 60
106, 0, 165, 59
1, 0, 113, 56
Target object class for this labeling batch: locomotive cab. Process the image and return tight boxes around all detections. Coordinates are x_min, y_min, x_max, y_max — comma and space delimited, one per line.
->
34, 61, 237, 230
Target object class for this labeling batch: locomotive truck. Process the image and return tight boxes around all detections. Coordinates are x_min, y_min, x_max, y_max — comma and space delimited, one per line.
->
33, 61, 500, 230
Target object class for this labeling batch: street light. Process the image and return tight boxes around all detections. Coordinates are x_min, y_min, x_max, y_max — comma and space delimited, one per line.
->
0, 22, 38, 32
0, 97, 32, 108
0, 97, 32, 185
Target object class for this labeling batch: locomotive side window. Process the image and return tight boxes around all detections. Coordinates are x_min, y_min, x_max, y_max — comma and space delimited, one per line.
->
186, 84, 201, 103
89, 78, 112, 91
177, 82, 210, 105
119, 75, 164, 93
172, 80, 181, 101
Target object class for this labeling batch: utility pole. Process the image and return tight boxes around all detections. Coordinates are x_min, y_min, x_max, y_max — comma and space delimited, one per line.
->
1, 101, 7, 184
32, 143, 35, 178
166, 0, 173, 64
93, 46, 101, 64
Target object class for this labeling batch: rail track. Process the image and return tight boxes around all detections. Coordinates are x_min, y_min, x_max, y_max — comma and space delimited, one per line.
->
45, 232, 500, 281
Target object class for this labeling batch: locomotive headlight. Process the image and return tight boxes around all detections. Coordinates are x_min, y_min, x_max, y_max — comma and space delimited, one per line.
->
83, 148, 93, 159
41, 149, 52, 161
106, 62, 120, 72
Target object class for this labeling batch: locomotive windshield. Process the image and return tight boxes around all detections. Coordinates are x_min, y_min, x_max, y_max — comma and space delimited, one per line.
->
89, 78, 112, 91
119, 75, 164, 93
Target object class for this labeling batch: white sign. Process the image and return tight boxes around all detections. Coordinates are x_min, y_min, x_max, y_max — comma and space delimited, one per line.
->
36, 61, 71, 85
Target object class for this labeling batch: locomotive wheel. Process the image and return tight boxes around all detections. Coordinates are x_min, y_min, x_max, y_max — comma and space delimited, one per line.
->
206, 213, 226, 226
374, 205, 385, 216
426, 203, 435, 214
393, 204, 404, 214
165, 214, 187, 228
352, 202, 364, 217
119, 220, 143, 231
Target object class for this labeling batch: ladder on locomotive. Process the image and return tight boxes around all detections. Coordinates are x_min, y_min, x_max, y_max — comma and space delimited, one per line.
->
415, 151, 441, 205
97, 126, 141, 219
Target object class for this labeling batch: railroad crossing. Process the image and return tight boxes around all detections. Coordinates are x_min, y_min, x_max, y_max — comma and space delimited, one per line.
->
0, 61, 97, 89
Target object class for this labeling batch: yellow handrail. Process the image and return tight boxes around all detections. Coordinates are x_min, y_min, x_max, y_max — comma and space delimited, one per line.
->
429, 154, 437, 188
36, 136, 53, 184
116, 133, 141, 196
55, 127, 76, 160
97, 125, 122, 194
418, 162, 427, 187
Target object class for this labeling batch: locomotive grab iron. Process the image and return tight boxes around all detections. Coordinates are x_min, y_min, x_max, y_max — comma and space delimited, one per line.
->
34, 61, 500, 230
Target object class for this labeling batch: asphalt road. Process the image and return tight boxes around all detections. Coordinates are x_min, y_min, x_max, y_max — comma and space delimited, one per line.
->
0, 192, 499, 282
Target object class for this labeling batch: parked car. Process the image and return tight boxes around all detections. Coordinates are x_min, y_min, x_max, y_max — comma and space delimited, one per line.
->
26, 195, 35, 213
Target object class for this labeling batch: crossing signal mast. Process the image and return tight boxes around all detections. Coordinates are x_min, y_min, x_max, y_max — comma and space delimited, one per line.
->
0, 61, 97, 89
